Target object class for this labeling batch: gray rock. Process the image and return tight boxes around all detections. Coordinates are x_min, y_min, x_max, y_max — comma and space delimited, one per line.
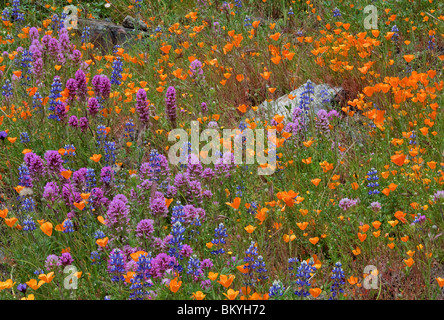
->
77, 18, 149, 54
122, 15, 149, 32
253, 80, 342, 120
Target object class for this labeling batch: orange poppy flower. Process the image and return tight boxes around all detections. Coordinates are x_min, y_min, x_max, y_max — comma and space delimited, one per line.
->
90, 154, 102, 162
5, 217, 18, 228
40, 222, 53, 236
372, 221, 381, 229
0, 208, 8, 219
309, 288, 322, 298
218, 274, 235, 288
191, 291, 206, 300
38, 272, 55, 284
391, 154, 406, 166
436, 278, 444, 288
223, 289, 239, 300
96, 237, 109, 248
309, 237, 319, 245
74, 201, 85, 211
208, 272, 218, 281
358, 233, 367, 242
269, 32, 280, 41
236, 264, 249, 274
404, 257, 414, 267
60, 170, 72, 180
403, 55, 415, 63
169, 277, 182, 293
26, 279, 45, 290
226, 197, 241, 210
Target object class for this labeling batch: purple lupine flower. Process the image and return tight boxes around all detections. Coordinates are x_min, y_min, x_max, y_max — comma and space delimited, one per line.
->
18, 163, 32, 188
139, 150, 170, 182
17, 283, 27, 293
44, 150, 64, 176
135, 88, 150, 125
107, 248, 126, 282
165, 86, 177, 127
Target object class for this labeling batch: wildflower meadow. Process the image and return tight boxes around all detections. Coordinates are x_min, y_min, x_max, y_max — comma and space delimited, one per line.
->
0, 0, 444, 303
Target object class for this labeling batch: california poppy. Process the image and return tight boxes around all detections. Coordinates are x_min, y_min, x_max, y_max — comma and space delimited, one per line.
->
226, 197, 241, 210
90, 154, 102, 162
218, 274, 235, 288
192, 291, 206, 300
244, 225, 256, 234
96, 237, 109, 248
40, 222, 53, 236
169, 277, 182, 293
223, 289, 239, 300
309, 288, 322, 298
